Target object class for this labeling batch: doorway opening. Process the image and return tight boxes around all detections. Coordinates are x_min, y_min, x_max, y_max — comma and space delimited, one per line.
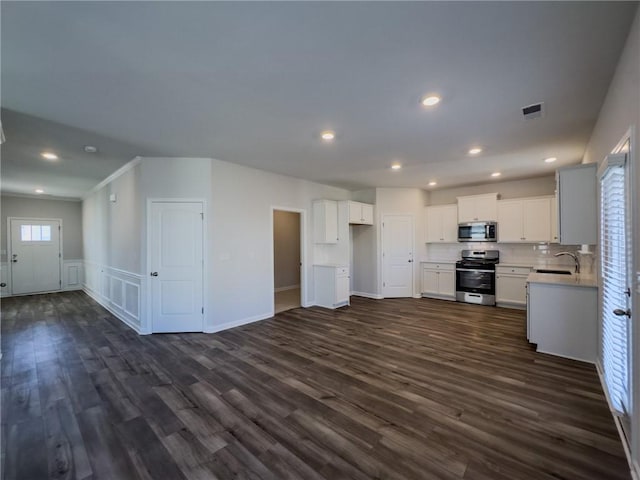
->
8, 217, 62, 295
273, 209, 302, 313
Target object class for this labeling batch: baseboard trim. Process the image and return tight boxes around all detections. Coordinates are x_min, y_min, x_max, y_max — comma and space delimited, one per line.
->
204, 312, 273, 334
595, 361, 637, 479
274, 284, 300, 293
421, 293, 457, 302
351, 291, 383, 300
83, 286, 141, 335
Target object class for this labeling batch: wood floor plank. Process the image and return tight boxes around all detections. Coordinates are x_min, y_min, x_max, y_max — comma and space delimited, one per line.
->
0, 291, 632, 480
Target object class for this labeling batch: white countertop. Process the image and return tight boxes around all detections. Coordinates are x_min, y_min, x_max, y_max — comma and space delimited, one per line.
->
313, 263, 348, 268
527, 272, 597, 288
421, 259, 456, 264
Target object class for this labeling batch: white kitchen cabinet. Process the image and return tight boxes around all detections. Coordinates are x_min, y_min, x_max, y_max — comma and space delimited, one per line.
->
421, 262, 455, 300
457, 193, 498, 222
348, 201, 374, 225
313, 200, 339, 244
556, 163, 597, 245
497, 197, 551, 242
527, 278, 597, 362
550, 195, 559, 243
496, 266, 531, 308
425, 204, 458, 243
314, 265, 350, 309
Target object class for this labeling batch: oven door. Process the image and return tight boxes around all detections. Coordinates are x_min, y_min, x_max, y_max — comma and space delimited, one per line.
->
456, 268, 495, 295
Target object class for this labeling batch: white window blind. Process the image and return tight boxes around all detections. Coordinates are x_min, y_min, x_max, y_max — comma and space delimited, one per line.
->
599, 158, 629, 414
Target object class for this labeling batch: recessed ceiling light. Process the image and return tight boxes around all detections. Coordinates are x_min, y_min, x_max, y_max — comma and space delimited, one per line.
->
428, 181, 437, 186
35, 189, 44, 194
544, 157, 557, 163
491, 172, 501, 177
84, 145, 98, 153
41, 152, 58, 160
391, 163, 402, 170
320, 130, 336, 142
468, 147, 483, 155
421, 95, 441, 107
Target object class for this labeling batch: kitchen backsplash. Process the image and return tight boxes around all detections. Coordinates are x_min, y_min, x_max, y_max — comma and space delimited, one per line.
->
425, 242, 597, 274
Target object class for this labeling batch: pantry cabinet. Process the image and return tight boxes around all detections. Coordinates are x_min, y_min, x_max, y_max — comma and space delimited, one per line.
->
425, 204, 458, 243
457, 193, 498, 222
313, 199, 339, 244
497, 197, 551, 242
348, 201, 374, 225
421, 262, 455, 300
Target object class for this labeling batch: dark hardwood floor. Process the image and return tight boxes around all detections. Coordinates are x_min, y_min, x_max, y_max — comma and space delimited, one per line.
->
1, 291, 630, 480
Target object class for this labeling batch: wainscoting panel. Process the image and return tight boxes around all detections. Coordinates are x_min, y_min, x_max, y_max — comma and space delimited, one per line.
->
83, 261, 143, 333
63, 260, 84, 291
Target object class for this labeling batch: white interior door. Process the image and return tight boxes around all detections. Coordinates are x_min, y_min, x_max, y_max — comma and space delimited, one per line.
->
10, 218, 61, 295
149, 202, 204, 333
382, 214, 414, 297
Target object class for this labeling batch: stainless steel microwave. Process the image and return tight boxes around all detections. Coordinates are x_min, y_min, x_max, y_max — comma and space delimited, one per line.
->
458, 222, 497, 242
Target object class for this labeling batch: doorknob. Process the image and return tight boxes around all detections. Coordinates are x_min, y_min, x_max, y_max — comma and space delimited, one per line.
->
408, 259, 413, 263
613, 308, 631, 318
150, 272, 159, 277
11, 254, 17, 263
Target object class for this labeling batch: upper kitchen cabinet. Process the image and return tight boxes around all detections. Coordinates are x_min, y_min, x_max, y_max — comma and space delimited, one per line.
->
348, 201, 374, 225
457, 193, 498, 222
556, 164, 597, 245
497, 197, 551, 242
313, 199, 339, 244
425, 204, 458, 243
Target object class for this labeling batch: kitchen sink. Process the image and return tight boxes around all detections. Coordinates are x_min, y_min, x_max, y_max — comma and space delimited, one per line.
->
535, 269, 572, 275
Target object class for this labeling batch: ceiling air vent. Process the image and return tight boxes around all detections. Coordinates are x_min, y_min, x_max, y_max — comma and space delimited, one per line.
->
522, 102, 545, 120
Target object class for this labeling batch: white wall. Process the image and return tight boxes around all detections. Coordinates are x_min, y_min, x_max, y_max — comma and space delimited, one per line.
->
581, 7, 640, 474
273, 210, 300, 289
428, 175, 556, 205
209, 158, 350, 331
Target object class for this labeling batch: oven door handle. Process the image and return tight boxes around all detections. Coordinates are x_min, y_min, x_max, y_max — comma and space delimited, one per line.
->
456, 268, 495, 273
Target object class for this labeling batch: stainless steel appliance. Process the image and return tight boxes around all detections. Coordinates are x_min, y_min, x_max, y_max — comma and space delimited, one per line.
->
456, 250, 499, 305
457, 221, 497, 242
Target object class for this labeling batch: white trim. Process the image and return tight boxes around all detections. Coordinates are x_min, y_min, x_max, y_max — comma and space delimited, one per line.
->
204, 312, 273, 334
274, 284, 300, 293
422, 293, 457, 302
84, 156, 141, 199
83, 285, 141, 334
63, 259, 84, 291
270, 206, 308, 310
146, 199, 206, 333
351, 291, 384, 300
7, 217, 63, 296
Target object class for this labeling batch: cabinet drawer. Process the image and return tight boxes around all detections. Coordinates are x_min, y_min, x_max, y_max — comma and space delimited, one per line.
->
496, 266, 531, 276
336, 267, 349, 277
422, 262, 454, 271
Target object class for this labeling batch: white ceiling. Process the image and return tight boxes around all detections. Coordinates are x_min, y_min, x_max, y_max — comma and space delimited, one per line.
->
1, 1, 637, 198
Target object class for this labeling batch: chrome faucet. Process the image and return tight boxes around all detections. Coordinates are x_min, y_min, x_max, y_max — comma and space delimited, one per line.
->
554, 251, 580, 274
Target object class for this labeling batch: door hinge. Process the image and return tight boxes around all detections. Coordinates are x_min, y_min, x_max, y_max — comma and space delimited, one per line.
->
201, 307, 204, 314
383, 282, 386, 287
201, 213, 204, 220
58, 226, 61, 231
59, 280, 62, 286
59, 253, 62, 258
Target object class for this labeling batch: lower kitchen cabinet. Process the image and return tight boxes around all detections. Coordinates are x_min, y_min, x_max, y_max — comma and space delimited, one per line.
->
314, 265, 350, 309
496, 266, 532, 308
421, 262, 455, 300
527, 279, 597, 362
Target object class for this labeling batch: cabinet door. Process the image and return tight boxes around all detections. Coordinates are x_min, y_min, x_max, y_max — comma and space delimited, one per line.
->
557, 164, 597, 245
361, 203, 374, 225
550, 196, 559, 243
421, 269, 439, 295
475, 195, 498, 221
438, 271, 455, 297
425, 207, 442, 243
523, 198, 551, 242
314, 200, 338, 243
440, 205, 458, 242
497, 200, 523, 242
348, 201, 362, 224
336, 275, 350, 304
496, 274, 527, 305
457, 197, 477, 223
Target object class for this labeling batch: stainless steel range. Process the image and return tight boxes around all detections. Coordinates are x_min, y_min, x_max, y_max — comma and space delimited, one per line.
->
455, 250, 500, 305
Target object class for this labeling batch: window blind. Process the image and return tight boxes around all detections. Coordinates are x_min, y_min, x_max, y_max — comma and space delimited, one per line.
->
599, 160, 629, 414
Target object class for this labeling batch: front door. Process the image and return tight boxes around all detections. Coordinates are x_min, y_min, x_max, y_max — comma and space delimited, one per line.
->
382, 214, 414, 297
9, 218, 62, 295
149, 202, 204, 333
